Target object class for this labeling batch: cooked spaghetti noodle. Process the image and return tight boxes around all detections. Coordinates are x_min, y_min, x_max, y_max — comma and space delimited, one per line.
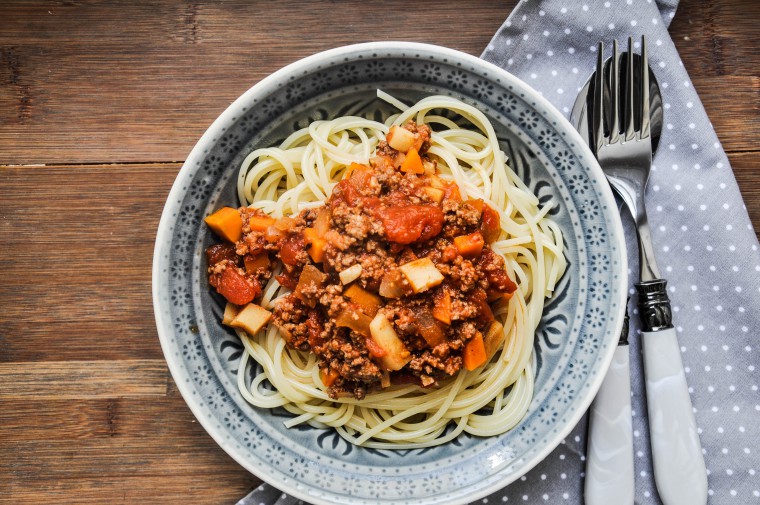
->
229, 93, 565, 448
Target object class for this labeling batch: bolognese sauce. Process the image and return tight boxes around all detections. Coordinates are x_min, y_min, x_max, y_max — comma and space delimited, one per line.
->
205, 121, 517, 399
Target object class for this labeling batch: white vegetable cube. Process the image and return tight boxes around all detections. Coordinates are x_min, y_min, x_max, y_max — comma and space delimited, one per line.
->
230, 303, 272, 335
339, 264, 363, 285
222, 302, 241, 326
423, 186, 444, 203
386, 125, 416, 153
369, 314, 412, 371
399, 258, 444, 294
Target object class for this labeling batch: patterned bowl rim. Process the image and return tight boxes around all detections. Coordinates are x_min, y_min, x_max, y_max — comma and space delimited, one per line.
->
152, 41, 627, 504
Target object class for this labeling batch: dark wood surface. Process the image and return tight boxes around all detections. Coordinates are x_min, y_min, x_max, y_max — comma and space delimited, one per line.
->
1, 1, 758, 503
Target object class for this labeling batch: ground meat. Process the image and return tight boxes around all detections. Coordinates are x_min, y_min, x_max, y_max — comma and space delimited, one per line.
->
206, 121, 518, 400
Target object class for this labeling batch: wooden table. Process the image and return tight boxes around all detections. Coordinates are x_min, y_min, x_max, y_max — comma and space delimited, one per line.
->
1, 1, 757, 502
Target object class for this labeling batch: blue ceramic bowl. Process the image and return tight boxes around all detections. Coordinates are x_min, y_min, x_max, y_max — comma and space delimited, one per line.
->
153, 42, 626, 505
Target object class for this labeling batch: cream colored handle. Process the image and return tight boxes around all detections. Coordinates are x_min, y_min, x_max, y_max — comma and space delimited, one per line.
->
584, 345, 634, 505
642, 327, 707, 505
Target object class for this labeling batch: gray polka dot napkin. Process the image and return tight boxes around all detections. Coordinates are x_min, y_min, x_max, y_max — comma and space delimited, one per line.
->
480, 0, 760, 504
238, 1, 759, 504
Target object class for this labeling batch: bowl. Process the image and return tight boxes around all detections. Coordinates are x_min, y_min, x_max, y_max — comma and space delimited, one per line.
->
152, 42, 627, 504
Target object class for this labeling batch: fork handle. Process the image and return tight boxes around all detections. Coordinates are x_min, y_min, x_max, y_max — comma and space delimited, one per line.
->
637, 280, 707, 505
584, 344, 634, 505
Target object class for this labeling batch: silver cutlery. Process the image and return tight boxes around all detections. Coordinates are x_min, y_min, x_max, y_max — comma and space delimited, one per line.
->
576, 36, 707, 505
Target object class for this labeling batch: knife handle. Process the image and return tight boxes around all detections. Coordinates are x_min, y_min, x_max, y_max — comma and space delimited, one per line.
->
637, 280, 707, 505
584, 344, 634, 505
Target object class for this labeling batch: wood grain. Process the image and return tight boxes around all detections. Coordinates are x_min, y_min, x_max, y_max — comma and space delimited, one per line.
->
0, 0, 515, 164
0, 164, 177, 361
0, 360, 168, 399
0, 0, 758, 503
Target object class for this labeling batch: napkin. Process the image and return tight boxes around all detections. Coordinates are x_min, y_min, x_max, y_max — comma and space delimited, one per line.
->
240, 1, 760, 503
480, 0, 760, 504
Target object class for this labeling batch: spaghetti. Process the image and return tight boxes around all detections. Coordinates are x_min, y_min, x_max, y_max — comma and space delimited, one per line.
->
223, 93, 565, 449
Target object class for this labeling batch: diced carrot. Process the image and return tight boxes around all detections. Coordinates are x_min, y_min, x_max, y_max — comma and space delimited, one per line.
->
442, 181, 462, 202
400, 147, 424, 174
303, 228, 327, 263
244, 253, 270, 274
453, 231, 485, 258
248, 215, 276, 232
465, 198, 484, 213
319, 367, 341, 387
345, 162, 371, 178
432, 289, 452, 325
344, 284, 382, 317
481, 204, 501, 243
463, 331, 488, 371
204, 207, 243, 243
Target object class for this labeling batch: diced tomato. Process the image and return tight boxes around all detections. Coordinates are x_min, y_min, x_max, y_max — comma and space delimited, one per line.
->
332, 179, 362, 206
215, 266, 260, 305
206, 243, 238, 266
481, 204, 501, 243
275, 272, 298, 290
279, 233, 306, 266
319, 367, 341, 387
365, 337, 387, 358
377, 205, 445, 244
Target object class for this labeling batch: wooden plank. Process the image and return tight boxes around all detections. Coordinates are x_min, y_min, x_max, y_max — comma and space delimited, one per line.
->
1, 390, 258, 500
0, 0, 514, 164
6, 476, 259, 505
669, 0, 760, 77
5, 437, 244, 478
0, 395, 204, 442
691, 76, 760, 154
0, 164, 178, 361
0, 360, 168, 399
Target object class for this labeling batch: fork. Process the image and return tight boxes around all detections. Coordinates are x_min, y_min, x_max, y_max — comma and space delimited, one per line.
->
590, 37, 707, 505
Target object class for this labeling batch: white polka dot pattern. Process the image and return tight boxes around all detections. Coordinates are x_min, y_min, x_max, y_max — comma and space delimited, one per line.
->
480, 0, 760, 503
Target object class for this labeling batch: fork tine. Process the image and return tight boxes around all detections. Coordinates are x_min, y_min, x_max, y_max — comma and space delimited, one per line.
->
624, 37, 636, 141
640, 35, 650, 139
609, 40, 620, 144
593, 42, 605, 153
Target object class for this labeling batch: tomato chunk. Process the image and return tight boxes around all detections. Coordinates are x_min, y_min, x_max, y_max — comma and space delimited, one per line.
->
377, 205, 444, 244
214, 266, 260, 305
279, 233, 306, 266
206, 243, 238, 266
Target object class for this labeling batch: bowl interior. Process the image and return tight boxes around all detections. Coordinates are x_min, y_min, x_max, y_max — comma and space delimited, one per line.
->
153, 43, 626, 505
